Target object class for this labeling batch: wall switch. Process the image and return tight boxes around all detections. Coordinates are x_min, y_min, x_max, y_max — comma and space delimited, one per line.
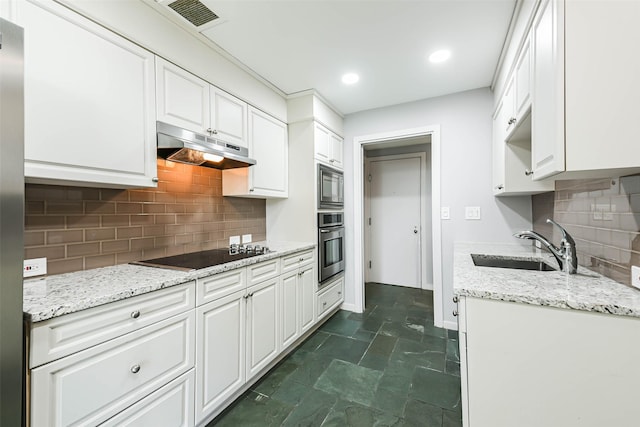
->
229, 236, 241, 245
632, 266, 640, 290
441, 207, 450, 220
242, 234, 252, 244
24, 257, 47, 278
465, 206, 481, 220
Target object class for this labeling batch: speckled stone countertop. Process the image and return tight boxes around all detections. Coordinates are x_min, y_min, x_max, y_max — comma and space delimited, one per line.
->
453, 242, 640, 318
24, 241, 315, 323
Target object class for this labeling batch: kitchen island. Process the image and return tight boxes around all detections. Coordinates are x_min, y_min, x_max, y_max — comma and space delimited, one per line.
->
453, 242, 640, 427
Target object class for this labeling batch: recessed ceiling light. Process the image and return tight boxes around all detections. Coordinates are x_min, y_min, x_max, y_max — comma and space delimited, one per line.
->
429, 50, 451, 64
342, 73, 360, 85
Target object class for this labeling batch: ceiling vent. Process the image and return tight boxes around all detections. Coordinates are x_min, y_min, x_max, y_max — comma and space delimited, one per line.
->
167, 0, 219, 27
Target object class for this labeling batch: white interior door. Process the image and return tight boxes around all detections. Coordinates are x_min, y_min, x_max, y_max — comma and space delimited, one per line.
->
369, 157, 422, 288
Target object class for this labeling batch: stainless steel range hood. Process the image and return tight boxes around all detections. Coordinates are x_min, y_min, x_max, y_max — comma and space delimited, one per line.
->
156, 121, 256, 169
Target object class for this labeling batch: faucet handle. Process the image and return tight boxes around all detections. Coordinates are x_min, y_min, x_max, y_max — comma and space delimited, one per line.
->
546, 219, 576, 246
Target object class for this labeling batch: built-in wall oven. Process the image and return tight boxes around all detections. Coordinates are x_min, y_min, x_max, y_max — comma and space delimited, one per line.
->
318, 164, 344, 209
318, 212, 345, 283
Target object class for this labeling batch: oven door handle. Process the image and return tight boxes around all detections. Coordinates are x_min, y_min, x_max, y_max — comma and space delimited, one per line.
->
320, 229, 333, 234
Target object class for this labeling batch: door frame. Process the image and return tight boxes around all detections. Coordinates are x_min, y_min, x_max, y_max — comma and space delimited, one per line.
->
353, 125, 443, 328
364, 152, 430, 289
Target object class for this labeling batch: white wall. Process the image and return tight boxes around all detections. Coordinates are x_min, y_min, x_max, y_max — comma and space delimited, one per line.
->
343, 87, 532, 326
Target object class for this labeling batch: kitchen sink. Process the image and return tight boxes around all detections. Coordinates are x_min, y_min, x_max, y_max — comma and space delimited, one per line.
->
471, 254, 556, 271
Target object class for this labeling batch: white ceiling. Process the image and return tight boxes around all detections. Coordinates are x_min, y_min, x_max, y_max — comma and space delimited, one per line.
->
162, 0, 517, 115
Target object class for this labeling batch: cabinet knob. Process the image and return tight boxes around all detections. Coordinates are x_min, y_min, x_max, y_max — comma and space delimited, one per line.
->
151, 177, 159, 183
323, 302, 327, 307
495, 185, 504, 190
298, 272, 303, 276
507, 117, 516, 125
130, 364, 141, 374
130, 310, 141, 319
338, 291, 342, 295
524, 169, 534, 176
453, 296, 459, 303
453, 309, 459, 317
329, 159, 335, 163
299, 257, 304, 262
249, 188, 254, 192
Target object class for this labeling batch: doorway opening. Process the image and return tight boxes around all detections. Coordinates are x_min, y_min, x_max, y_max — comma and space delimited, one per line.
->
353, 126, 443, 327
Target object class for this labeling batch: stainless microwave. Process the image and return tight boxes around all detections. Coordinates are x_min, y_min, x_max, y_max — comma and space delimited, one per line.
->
318, 164, 344, 209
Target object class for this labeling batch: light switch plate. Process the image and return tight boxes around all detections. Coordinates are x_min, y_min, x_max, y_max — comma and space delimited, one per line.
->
229, 236, 241, 245
632, 265, 640, 290
242, 234, 252, 244
465, 206, 481, 220
441, 207, 450, 220
24, 257, 47, 278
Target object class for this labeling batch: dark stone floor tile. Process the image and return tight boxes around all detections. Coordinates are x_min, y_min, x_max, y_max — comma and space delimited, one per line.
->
391, 339, 446, 372
368, 334, 398, 357
315, 335, 370, 364
385, 360, 416, 379
443, 409, 463, 427
252, 357, 300, 396
322, 399, 405, 427
320, 313, 363, 337
371, 307, 408, 322
422, 334, 447, 352
271, 377, 312, 405
379, 321, 424, 342
282, 388, 337, 427
299, 330, 331, 352
213, 391, 294, 427
446, 340, 459, 362
315, 359, 383, 406
378, 371, 411, 396
360, 316, 385, 333
287, 351, 334, 386
447, 329, 459, 340
409, 367, 461, 410
403, 399, 443, 427
422, 321, 447, 339
358, 352, 389, 371
445, 360, 460, 377
352, 328, 377, 343
371, 388, 408, 417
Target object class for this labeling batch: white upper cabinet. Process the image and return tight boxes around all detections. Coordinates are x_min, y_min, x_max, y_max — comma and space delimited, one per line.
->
314, 123, 343, 170
531, 0, 640, 180
222, 107, 288, 198
18, 0, 157, 188
156, 57, 210, 134
514, 36, 532, 122
155, 57, 248, 148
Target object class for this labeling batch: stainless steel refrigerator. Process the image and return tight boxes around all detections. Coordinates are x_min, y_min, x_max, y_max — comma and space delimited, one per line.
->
0, 17, 25, 426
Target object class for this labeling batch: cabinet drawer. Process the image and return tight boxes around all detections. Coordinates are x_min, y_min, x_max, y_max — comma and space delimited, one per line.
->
281, 249, 314, 273
30, 282, 195, 368
317, 277, 344, 320
100, 369, 195, 427
31, 311, 195, 427
247, 258, 280, 287
196, 268, 246, 306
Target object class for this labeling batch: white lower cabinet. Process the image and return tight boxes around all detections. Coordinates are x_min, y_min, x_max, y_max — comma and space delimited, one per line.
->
101, 370, 195, 427
317, 276, 344, 320
459, 296, 640, 427
31, 311, 195, 427
246, 277, 280, 379
195, 290, 246, 424
281, 262, 316, 350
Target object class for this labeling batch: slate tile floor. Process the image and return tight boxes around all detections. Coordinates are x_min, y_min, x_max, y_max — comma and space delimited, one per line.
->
210, 282, 462, 426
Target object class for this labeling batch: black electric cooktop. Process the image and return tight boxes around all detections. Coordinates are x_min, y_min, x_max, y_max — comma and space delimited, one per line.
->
131, 248, 263, 272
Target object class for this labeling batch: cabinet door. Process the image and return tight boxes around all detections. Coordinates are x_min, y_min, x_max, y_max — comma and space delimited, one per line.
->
249, 107, 288, 197
195, 291, 245, 424
246, 277, 279, 379
281, 271, 299, 349
329, 133, 344, 169
492, 99, 507, 195
314, 123, 331, 163
531, 0, 565, 180
156, 57, 210, 134
19, 0, 157, 188
515, 36, 532, 121
210, 87, 248, 148
299, 264, 316, 334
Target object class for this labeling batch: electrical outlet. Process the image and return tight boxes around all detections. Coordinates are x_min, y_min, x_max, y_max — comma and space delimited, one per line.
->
441, 207, 450, 220
242, 234, 252, 244
24, 257, 47, 278
229, 235, 241, 245
465, 206, 481, 220
632, 266, 640, 290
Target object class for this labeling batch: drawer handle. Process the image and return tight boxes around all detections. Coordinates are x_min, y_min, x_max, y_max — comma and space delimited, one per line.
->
130, 364, 141, 374
298, 272, 303, 276
453, 296, 459, 303
131, 310, 141, 319
453, 309, 458, 317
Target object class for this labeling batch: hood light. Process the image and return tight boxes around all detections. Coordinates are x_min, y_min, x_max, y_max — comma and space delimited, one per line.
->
203, 153, 224, 163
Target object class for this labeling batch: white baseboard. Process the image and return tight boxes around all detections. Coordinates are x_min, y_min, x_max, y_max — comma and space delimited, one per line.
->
339, 302, 359, 313
443, 320, 458, 331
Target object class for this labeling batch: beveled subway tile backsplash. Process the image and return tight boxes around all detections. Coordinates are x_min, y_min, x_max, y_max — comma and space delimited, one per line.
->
24, 160, 266, 275
533, 175, 640, 286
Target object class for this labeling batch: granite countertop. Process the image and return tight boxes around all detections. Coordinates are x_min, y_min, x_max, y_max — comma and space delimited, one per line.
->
24, 241, 316, 323
453, 242, 640, 318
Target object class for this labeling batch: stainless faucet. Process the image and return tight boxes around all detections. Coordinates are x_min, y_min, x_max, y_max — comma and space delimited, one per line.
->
514, 219, 578, 274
